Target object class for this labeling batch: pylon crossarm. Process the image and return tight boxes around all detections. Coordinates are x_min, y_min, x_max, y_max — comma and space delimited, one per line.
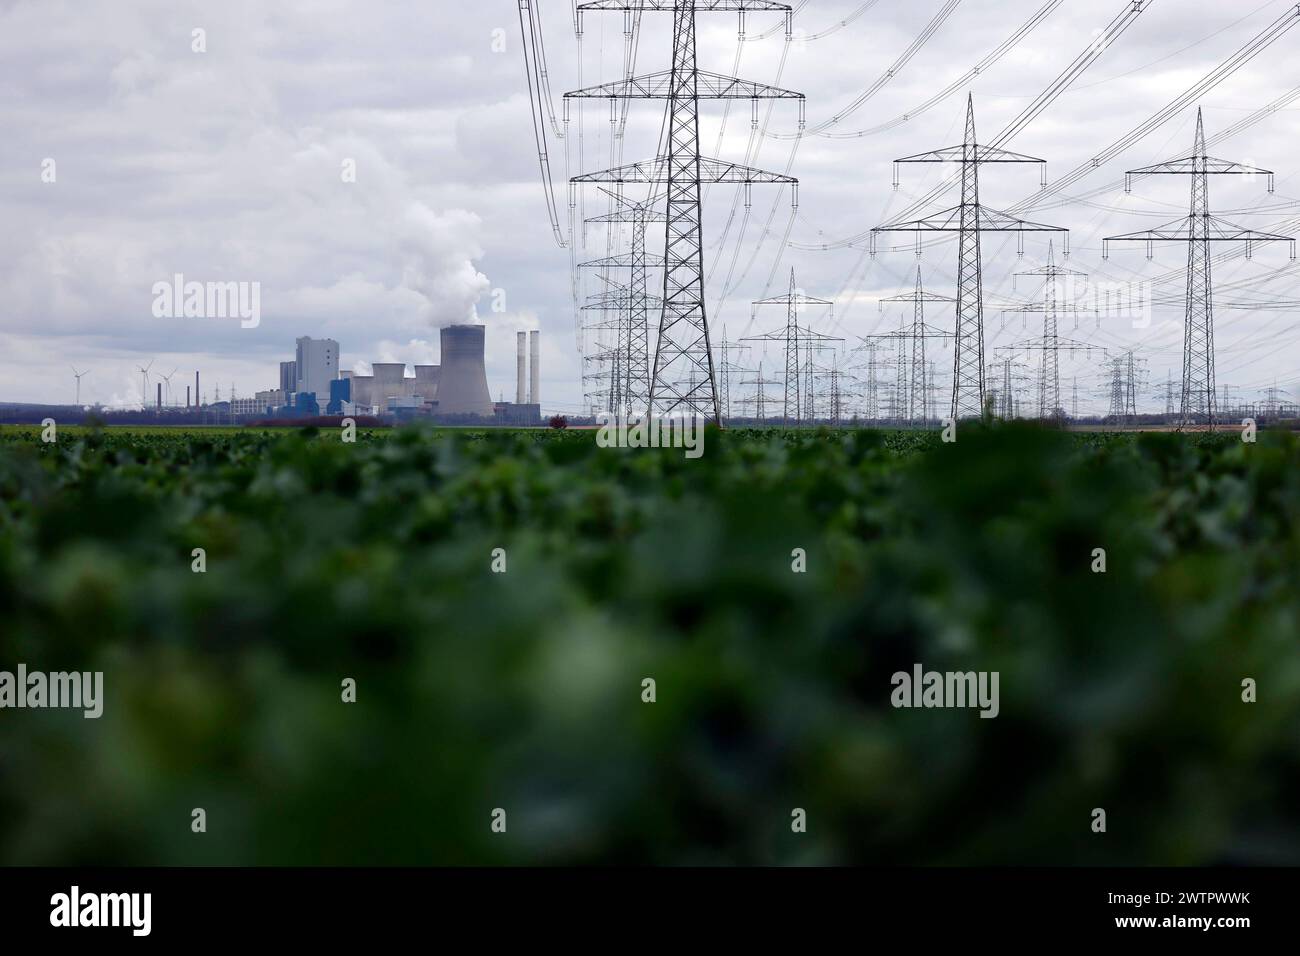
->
582, 295, 664, 311
579, 253, 667, 269
1000, 302, 1095, 315
574, 157, 796, 184
1124, 158, 1275, 194
577, 0, 793, 40
995, 336, 1098, 351
743, 326, 841, 343
578, 0, 789, 9
1103, 217, 1296, 259
894, 144, 1047, 165
875, 204, 1067, 234
566, 71, 803, 100
751, 292, 834, 307
879, 291, 956, 303
587, 189, 670, 223
1014, 263, 1088, 279
586, 207, 669, 224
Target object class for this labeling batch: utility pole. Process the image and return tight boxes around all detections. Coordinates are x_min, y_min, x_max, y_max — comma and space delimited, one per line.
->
872, 96, 1068, 419
1104, 108, 1294, 431
569, 1, 803, 424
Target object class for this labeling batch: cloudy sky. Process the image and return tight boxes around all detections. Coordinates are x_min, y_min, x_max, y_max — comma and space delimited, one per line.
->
4, 0, 1300, 414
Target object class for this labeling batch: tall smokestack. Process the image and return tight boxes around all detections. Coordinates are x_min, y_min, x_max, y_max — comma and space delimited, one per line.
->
186, 385, 191, 409
516, 332, 527, 404
156, 382, 162, 411
195, 371, 200, 408
529, 330, 539, 406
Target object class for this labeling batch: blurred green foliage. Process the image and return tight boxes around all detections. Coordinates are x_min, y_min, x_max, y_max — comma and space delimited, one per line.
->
0, 423, 1298, 865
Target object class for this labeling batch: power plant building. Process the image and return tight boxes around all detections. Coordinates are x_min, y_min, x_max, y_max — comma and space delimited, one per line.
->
295, 337, 339, 399
265, 326, 535, 423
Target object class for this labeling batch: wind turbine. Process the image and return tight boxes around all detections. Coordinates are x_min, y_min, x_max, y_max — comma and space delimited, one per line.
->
160, 368, 178, 406
136, 360, 154, 409
71, 367, 89, 406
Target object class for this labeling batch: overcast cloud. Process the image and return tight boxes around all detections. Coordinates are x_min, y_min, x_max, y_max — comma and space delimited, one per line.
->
3, 0, 1300, 413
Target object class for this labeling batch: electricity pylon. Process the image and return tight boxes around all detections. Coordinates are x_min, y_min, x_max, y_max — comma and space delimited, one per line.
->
714, 329, 751, 424
581, 280, 664, 414
741, 269, 839, 424
738, 361, 777, 423
1103, 108, 1294, 431
569, 1, 802, 424
578, 262, 665, 415
877, 266, 954, 424
871, 95, 1067, 420
586, 189, 668, 416
1101, 350, 1146, 428
999, 242, 1097, 422
987, 357, 1031, 420
853, 339, 886, 422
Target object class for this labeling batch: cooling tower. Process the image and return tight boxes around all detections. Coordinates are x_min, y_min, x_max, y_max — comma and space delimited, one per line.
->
412, 365, 440, 403
371, 363, 408, 403
529, 330, 539, 406
516, 332, 527, 404
438, 325, 493, 417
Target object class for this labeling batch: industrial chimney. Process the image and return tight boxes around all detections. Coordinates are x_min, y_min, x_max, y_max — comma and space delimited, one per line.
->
438, 325, 494, 417
516, 332, 527, 404
529, 330, 539, 406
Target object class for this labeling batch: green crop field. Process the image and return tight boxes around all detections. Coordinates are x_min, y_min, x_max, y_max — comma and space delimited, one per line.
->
1, 423, 1298, 865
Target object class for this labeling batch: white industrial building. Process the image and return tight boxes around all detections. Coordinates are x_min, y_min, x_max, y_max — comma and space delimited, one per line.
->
295, 337, 339, 399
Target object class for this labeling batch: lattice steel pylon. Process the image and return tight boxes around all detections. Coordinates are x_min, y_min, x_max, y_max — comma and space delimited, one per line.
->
586, 189, 668, 416
1101, 350, 1145, 428
877, 266, 954, 424
715, 328, 751, 424
580, 278, 665, 414
988, 357, 1031, 420
738, 360, 777, 423
1103, 108, 1294, 431
569, 1, 802, 424
998, 241, 1096, 422
579, 250, 666, 414
871, 95, 1067, 420
742, 269, 838, 424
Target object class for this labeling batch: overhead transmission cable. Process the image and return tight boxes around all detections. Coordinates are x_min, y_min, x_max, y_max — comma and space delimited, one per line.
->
766, 0, 961, 139
1013, 2, 1300, 213
818, 0, 1065, 140
518, 0, 567, 248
